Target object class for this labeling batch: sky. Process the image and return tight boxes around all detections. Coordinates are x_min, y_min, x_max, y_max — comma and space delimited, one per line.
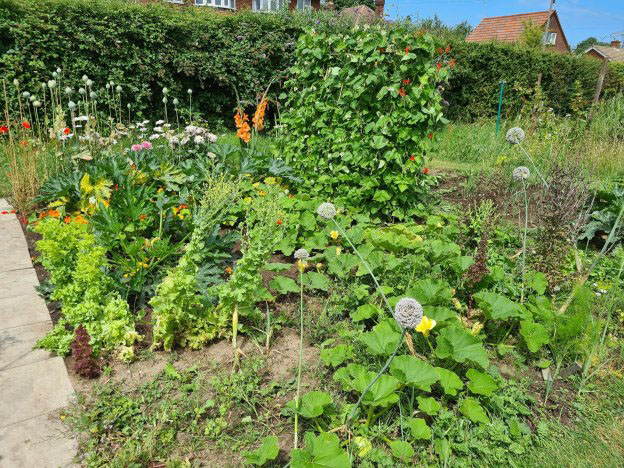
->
385, 0, 624, 48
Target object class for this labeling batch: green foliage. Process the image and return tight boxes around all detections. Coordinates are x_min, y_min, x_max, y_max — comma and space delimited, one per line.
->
407, 417, 431, 440
466, 369, 499, 396
34, 217, 136, 355
389, 439, 414, 463
243, 436, 280, 466
435, 325, 489, 369
290, 432, 351, 468
389, 355, 439, 391
280, 25, 448, 219
150, 177, 238, 350
287, 391, 333, 419
460, 397, 490, 425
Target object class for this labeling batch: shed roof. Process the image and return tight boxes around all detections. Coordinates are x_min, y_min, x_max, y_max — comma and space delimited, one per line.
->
586, 45, 624, 63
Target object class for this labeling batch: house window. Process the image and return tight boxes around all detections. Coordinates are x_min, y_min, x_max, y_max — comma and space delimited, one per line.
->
546, 32, 557, 45
195, 0, 236, 9
253, 0, 311, 11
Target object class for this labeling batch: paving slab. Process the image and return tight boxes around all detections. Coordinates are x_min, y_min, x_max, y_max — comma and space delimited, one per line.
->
0, 412, 77, 467
0, 218, 24, 237
0, 294, 51, 330
0, 268, 39, 298
0, 357, 75, 428
0, 233, 29, 252
0, 198, 11, 210
0, 321, 54, 371
0, 246, 33, 272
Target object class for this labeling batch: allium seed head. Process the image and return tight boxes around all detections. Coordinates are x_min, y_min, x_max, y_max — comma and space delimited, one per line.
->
506, 127, 525, 145
65, 87, 72, 95
29, 95, 36, 102
47, 80, 57, 89
79, 87, 86, 95
513, 166, 531, 181
52, 71, 58, 78
56, 67, 61, 74
86, 79, 93, 87
12, 79, 18, 86
68, 101, 76, 110
187, 88, 193, 95
22, 91, 30, 98
33, 100, 41, 108
90, 91, 97, 99
162, 87, 169, 95
294, 248, 310, 260
317, 202, 337, 220
106, 83, 110, 89
116, 85, 122, 93
173, 98, 179, 106
394, 298, 424, 329
162, 97, 168, 104
82, 75, 88, 82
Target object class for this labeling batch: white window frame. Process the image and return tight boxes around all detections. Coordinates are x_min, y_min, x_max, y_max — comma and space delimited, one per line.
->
167, 0, 185, 4
546, 32, 557, 45
253, 0, 311, 12
195, 0, 236, 10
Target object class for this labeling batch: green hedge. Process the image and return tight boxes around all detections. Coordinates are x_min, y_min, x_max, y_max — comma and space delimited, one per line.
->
1, 0, 622, 124
446, 41, 624, 120
0, 0, 343, 125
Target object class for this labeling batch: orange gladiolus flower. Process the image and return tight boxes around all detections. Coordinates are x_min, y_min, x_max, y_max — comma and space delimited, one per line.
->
252, 98, 268, 131
235, 110, 251, 144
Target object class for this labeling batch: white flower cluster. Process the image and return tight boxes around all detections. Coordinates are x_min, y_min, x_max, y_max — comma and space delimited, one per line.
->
506, 127, 525, 145
294, 248, 310, 260
512, 166, 531, 181
393, 298, 424, 329
317, 202, 337, 220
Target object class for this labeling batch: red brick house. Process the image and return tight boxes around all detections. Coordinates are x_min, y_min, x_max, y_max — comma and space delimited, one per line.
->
164, 0, 385, 16
585, 41, 624, 63
466, 11, 570, 53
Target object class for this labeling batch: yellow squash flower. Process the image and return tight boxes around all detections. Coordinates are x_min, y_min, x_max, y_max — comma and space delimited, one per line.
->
415, 315, 436, 337
330, 230, 339, 240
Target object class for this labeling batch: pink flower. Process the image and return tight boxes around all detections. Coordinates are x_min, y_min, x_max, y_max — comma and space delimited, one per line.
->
131, 144, 143, 152
141, 141, 152, 150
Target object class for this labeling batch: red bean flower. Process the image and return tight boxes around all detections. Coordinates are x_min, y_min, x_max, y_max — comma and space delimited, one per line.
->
22, 121, 30, 129
0, 125, 8, 134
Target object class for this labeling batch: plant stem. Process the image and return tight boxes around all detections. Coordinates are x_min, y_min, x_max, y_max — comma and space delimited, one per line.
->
518, 143, 549, 189
231, 304, 239, 373
521, 179, 528, 303
347, 330, 406, 424
294, 268, 304, 449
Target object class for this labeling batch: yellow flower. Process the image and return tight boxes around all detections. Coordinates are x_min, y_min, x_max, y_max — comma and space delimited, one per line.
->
258, 190, 267, 197
316, 262, 323, 271
264, 177, 276, 185
330, 230, 339, 240
336, 247, 342, 256
470, 322, 484, 336
436, 222, 443, 228
252, 182, 260, 188
243, 197, 252, 204
157, 187, 164, 193
415, 315, 436, 337
297, 260, 307, 273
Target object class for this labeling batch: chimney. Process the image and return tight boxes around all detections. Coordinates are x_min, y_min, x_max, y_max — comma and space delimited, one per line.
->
611, 40, 622, 49
375, 0, 385, 17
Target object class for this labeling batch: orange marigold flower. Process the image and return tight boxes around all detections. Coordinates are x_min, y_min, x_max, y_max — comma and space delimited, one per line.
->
139, 214, 147, 221
423, 167, 430, 175
48, 209, 60, 218
64, 216, 71, 223
410, 155, 415, 161
63, 127, 70, 135
73, 215, 87, 224
436, 47, 443, 54
179, 204, 188, 210
252, 98, 268, 131
19, 140, 28, 147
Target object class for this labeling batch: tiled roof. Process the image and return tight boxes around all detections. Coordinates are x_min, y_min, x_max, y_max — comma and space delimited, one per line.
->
466, 11, 552, 43
588, 45, 624, 63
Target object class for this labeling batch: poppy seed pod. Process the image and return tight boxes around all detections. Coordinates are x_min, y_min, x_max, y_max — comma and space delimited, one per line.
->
506, 127, 525, 145
317, 202, 337, 220
394, 298, 424, 329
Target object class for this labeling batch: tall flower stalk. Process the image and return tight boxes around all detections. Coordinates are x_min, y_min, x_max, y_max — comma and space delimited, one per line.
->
513, 166, 531, 303
292, 248, 309, 449
507, 127, 549, 189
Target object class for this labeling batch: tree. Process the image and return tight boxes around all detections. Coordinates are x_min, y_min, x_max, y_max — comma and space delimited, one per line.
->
575, 37, 608, 54
518, 20, 545, 50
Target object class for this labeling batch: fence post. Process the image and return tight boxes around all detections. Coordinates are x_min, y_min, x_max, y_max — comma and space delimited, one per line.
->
496, 80, 505, 135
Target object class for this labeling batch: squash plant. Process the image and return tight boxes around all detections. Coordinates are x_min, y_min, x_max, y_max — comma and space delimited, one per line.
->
280, 25, 449, 219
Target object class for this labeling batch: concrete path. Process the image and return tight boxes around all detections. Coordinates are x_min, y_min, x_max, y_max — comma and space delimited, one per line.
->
0, 199, 76, 467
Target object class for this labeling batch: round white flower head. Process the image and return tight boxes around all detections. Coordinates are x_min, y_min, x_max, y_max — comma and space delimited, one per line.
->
22, 91, 30, 98
82, 75, 88, 82
90, 91, 97, 99
106, 83, 110, 89
47, 79, 56, 89
86, 79, 93, 87
68, 101, 76, 110
52, 71, 58, 78
12, 79, 19, 86
29, 95, 36, 102
116, 85, 122, 93
109, 80, 114, 86
294, 248, 310, 260
41, 82, 46, 89
187, 88, 193, 95
173, 98, 179, 106
506, 127, 525, 145
394, 298, 424, 329
33, 100, 41, 108
65, 87, 72, 95
79, 87, 86, 95
162, 87, 169, 95
513, 166, 531, 181
317, 202, 337, 220
56, 67, 61, 74
127, 103, 131, 109
162, 97, 168, 104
